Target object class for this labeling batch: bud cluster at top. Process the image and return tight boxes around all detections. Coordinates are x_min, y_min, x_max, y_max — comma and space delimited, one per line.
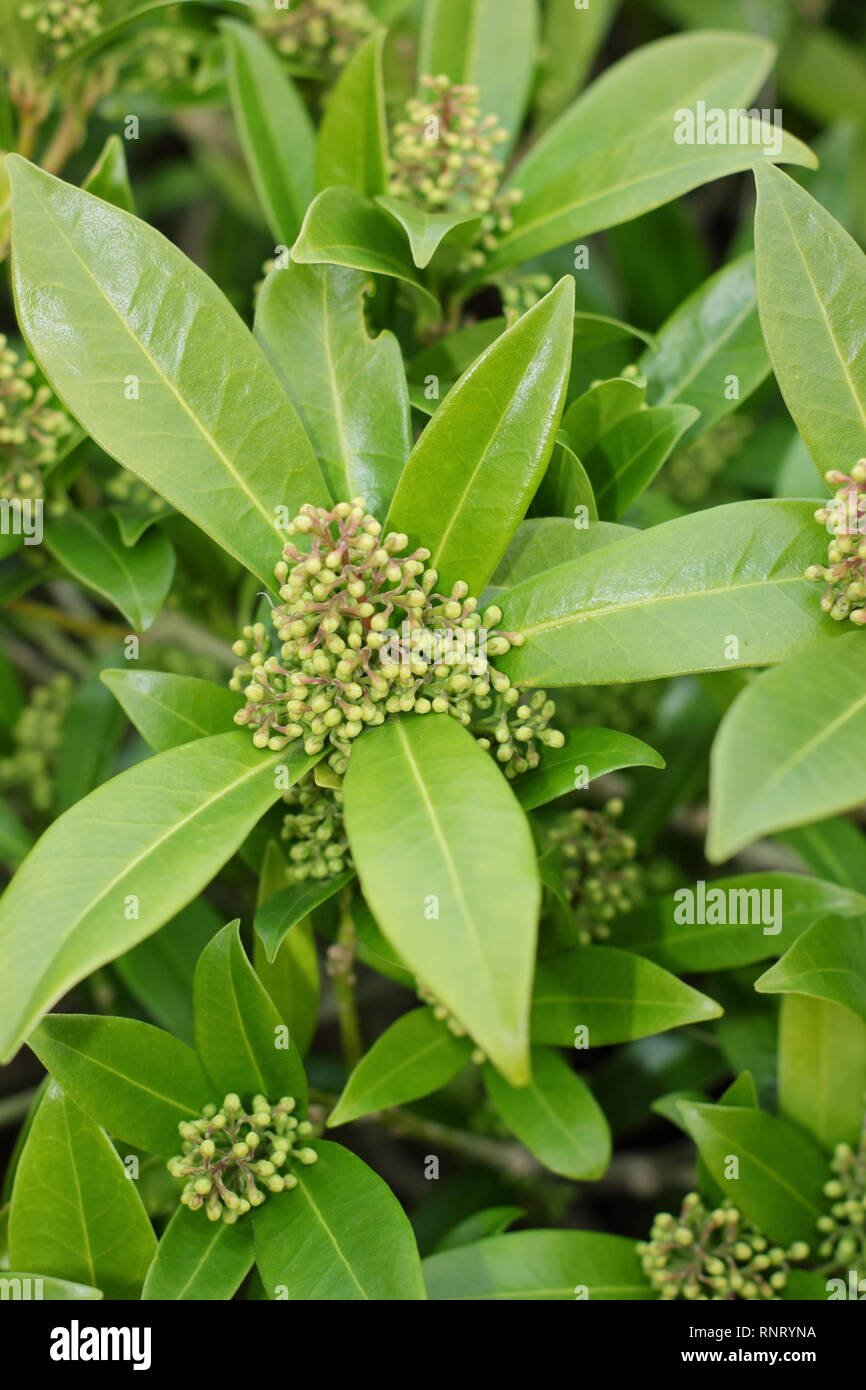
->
547, 799, 643, 945
806, 461, 866, 625
167, 1092, 317, 1223
0, 336, 74, 500
257, 0, 376, 77
0, 673, 74, 815
20, 1, 102, 63
816, 1134, 866, 1274
638, 1192, 809, 1300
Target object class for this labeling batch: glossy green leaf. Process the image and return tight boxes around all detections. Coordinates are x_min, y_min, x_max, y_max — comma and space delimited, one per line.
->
754, 162, 866, 477
778, 994, 866, 1153
486, 517, 632, 599
584, 403, 698, 519
9, 1083, 156, 1299
343, 716, 539, 1085
0, 733, 309, 1061
418, 0, 538, 145
28, 1014, 211, 1157
316, 31, 388, 197
615, 873, 866, 972
45, 510, 174, 631
328, 1008, 472, 1127
253, 1140, 425, 1300
434, 1206, 524, 1253
194, 921, 308, 1109
83, 134, 135, 213
423, 1229, 650, 1300
499, 500, 835, 688
222, 20, 314, 244
375, 195, 479, 269
483, 32, 815, 277
386, 277, 574, 594
677, 1100, 828, 1246
533, 436, 597, 522
0, 1272, 103, 1300
639, 253, 769, 442
255, 869, 354, 964
513, 728, 664, 812
8, 158, 327, 587
253, 842, 320, 1057
101, 668, 242, 753
709, 634, 866, 861
562, 377, 646, 458
292, 187, 439, 312
531, 946, 722, 1047
756, 914, 866, 1023
142, 1205, 255, 1301
780, 816, 866, 896
483, 1046, 610, 1180
255, 261, 410, 515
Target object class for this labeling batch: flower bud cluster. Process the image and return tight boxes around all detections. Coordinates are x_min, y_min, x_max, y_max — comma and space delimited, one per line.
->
167, 1093, 318, 1223
0, 336, 73, 500
816, 1134, 866, 1274
257, 0, 376, 78
638, 1193, 809, 1300
658, 415, 753, 506
388, 75, 521, 269
494, 272, 554, 325
806, 461, 866, 624
20, 0, 102, 63
105, 467, 165, 516
281, 771, 350, 883
0, 673, 73, 814
416, 981, 485, 1064
229, 498, 560, 778
547, 799, 643, 945
558, 681, 663, 741
118, 25, 200, 92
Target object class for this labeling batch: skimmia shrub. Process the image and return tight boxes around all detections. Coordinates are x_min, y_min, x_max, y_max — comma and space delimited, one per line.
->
0, 0, 865, 1317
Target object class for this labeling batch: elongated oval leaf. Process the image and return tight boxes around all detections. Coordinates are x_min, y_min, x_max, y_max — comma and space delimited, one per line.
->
343, 716, 539, 1085
423, 1229, 650, 1300
754, 162, 866, 477
756, 914, 866, 1023
101, 669, 241, 753
513, 727, 664, 812
8, 1083, 156, 1299
709, 632, 866, 861
316, 30, 388, 197
584, 403, 698, 519
8, 157, 327, 587
253, 841, 321, 1056
499, 500, 835, 687
0, 733, 312, 1061
778, 994, 866, 1153
562, 377, 645, 458
255, 868, 354, 964
45, 510, 174, 631
328, 1007, 472, 1127
531, 946, 722, 1047
483, 1046, 610, 1179
142, 1205, 255, 1301
253, 1140, 425, 1300
375, 195, 479, 269
255, 261, 410, 515
386, 278, 574, 594
28, 1015, 211, 1157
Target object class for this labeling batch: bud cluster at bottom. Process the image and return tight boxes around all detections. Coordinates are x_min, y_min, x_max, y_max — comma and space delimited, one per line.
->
167, 1093, 317, 1223
638, 1193, 809, 1300
817, 1134, 866, 1275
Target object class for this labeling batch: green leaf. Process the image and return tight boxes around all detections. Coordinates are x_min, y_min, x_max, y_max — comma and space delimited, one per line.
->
101, 669, 242, 753
28, 1014, 211, 1157
513, 728, 664, 812
422, 1229, 651, 1300
253, 841, 320, 1057
328, 1008, 472, 1127
386, 278, 575, 594
375, 195, 479, 269
615, 873, 866, 973
639, 253, 769, 442
316, 31, 388, 197
255, 870, 354, 965
433, 1206, 524, 1253
562, 377, 646, 458
253, 1140, 425, 1300
754, 162, 866, 478
194, 921, 308, 1109
0, 733, 310, 1061
142, 1205, 255, 1301
222, 19, 314, 244
756, 914, 866, 1023
45, 510, 174, 631
0, 801, 33, 872
583, 403, 698, 519
56, 661, 126, 811
483, 32, 815, 276
254, 261, 410, 516
780, 816, 866, 895
8, 1083, 156, 1299
778, 994, 866, 1152
534, 0, 618, 131
677, 1100, 828, 1246
8, 158, 327, 587
498, 500, 835, 688
83, 134, 135, 213
486, 517, 632, 599
0, 1273, 103, 1300
483, 1046, 610, 1180
343, 716, 539, 1085
531, 946, 722, 1047
418, 0, 538, 146
709, 633, 866, 862
292, 187, 439, 313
